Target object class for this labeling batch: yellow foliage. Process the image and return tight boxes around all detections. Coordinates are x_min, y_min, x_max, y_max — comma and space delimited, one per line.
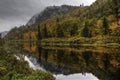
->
24, 33, 30, 40
110, 19, 120, 29
0, 67, 6, 71
31, 32, 37, 40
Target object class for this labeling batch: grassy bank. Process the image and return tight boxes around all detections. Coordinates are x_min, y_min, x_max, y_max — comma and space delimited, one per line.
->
41, 36, 120, 47
0, 46, 55, 80
6, 36, 120, 47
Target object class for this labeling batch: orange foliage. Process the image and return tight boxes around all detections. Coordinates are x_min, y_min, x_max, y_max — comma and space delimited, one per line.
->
111, 60, 120, 69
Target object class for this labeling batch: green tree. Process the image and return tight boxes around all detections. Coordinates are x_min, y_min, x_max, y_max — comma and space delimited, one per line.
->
82, 21, 91, 37
37, 25, 42, 40
56, 24, 64, 37
102, 17, 110, 35
19, 33, 23, 40
56, 18, 59, 22
29, 31, 32, 48
110, 0, 120, 21
0, 33, 1, 39
70, 23, 78, 36
0, 33, 5, 46
43, 24, 48, 38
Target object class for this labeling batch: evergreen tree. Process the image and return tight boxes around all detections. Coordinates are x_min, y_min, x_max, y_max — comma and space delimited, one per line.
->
0, 33, 4, 46
102, 17, 109, 35
110, 0, 120, 21
43, 24, 48, 38
56, 18, 59, 22
0, 33, 1, 39
37, 25, 42, 40
0, 33, 1, 46
82, 21, 91, 37
56, 24, 64, 37
19, 33, 23, 40
70, 23, 78, 36
29, 31, 32, 48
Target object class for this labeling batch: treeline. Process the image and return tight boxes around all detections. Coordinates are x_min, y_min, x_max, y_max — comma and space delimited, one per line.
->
36, 17, 111, 39
5, 0, 120, 42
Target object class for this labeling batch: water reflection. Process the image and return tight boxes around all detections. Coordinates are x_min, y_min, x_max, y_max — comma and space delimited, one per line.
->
15, 54, 98, 80
10, 42, 120, 80
54, 73, 99, 80
82, 51, 92, 66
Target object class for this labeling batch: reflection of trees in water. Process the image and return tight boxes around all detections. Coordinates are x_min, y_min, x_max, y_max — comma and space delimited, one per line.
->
113, 69, 120, 80
37, 45, 42, 62
102, 53, 111, 70
22, 44, 120, 80
56, 50, 80, 65
70, 51, 79, 64
43, 50, 49, 61
56, 50, 64, 63
82, 51, 92, 66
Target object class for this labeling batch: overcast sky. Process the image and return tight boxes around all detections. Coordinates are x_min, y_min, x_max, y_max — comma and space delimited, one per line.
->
0, 0, 96, 32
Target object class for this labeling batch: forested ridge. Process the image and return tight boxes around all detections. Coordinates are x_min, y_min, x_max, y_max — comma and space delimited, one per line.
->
5, 0, 120, 46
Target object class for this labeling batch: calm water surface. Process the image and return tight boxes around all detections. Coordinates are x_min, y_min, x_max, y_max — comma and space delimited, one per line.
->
12, 42, 120, 80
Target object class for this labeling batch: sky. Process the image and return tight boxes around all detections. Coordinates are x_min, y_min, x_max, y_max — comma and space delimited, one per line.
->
0, 0, 96, 32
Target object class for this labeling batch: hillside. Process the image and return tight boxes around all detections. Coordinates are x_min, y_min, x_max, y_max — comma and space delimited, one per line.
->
5, 0, 120, 46
27, 5, 78, 26
5, 5, 79, 40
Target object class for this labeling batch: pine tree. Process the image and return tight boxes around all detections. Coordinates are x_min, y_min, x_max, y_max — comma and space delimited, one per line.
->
29, 31, 32, 49
82, 21, 91, 37
56, 18, 59, 22
0, 33, 1, 46
0, 33, 1, 39
102, 17, 109, 35
110, 0, 120, 21
43, 24, 48, 38
37, 25, 42, 40
70, 23, 78, 36
56, 24, 64, 37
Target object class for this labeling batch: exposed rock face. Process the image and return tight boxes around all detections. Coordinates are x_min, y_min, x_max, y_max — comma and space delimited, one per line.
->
27, 5, 77, 26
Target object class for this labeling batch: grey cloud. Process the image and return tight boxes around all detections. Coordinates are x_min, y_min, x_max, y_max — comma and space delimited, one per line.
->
0, 0, 96, 32
0, 0, 45, 19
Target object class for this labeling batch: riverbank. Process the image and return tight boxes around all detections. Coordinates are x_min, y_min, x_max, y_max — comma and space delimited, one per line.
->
0, 46, 55, 80
6, 36, 120, 47
41, 36, 120, 47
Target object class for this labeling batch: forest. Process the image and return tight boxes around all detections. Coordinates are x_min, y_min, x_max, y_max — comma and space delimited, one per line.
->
5, 0, 120, 47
